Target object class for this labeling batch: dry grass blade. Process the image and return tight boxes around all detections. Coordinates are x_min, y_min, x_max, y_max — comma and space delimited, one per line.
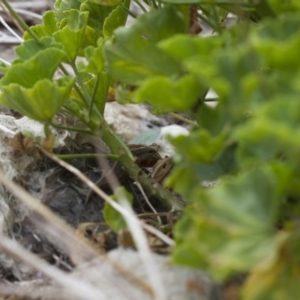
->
0, 14, 23, 41
0, 235, 106, 300
40, 148, 169, 300
135, 181, 162, 225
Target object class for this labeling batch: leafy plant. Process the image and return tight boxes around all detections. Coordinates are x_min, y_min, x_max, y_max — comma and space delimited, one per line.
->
1, 0, 300, 298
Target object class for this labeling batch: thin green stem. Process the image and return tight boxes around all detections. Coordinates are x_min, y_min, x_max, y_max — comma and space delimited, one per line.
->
50, 122, 93, 135
59, 64, 70, 76
169, 112, 197, 126
71, 62, 92, 103
100, 124, 185, 210
2, 0, 40, 42
57, 153, 119, 160
204, 98, 218, 102
197, 12, 217, 32
151, 0, 158, 9
89, 74, 100, 118
0, 2, 23, 33
121, 5, 137, 18
134, 0, 148, 13
198, 4, 210, 16
211, 5, 222, 34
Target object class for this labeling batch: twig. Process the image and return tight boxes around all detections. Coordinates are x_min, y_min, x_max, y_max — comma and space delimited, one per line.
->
137, 212, 169, 217
142, 223, 174, 246
134, 181, 162, 225
50, 122, 93, 135
56, 153, 119, 161
169, 112, 198, 126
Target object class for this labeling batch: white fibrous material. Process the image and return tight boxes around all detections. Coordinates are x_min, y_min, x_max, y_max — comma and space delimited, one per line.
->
0, 115, 74, 180
0, 114, 74, 279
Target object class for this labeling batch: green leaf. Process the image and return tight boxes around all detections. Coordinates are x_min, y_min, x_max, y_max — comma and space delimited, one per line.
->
53, 10, 90, 61
196, 101, 228, 136
242, 232, 300, 300
251, 14, 300, 70
170, 129, 227, 163
103, 6, 185, 84
55, 0, 81, 21
15, 36, 64, 61
269, 0, 300, 14
173, 167, 285, 278
84, 71, 110, 115
103, 1, 129, 37
159, 34, 222, 62
83, 38, 105, 73
166, 143, 237, 198
0, 77, 74, 122
24, 11, 58, 40
80, 0, 116, 36
207, 48, 261, 102
0, 48, 65, 88
234, 96, 300, 166
134, 74, 202, 111
103, 187, 133, 232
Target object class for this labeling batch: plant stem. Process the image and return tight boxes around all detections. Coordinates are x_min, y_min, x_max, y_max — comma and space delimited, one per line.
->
50, 122, 93, 135
71, 62, 96, 110
197, 12, 217, 32
57, 153, 119, 160
211, 5, 222, 34
134, 0, 148, 13
89, 74, 100, 118
100, 124, 185, 210
121, 5, 137, 18
151, 0, 158, 9
169, 112, 197, 126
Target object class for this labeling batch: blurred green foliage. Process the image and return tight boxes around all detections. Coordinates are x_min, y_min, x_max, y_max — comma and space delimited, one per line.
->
1, 0, 300, 298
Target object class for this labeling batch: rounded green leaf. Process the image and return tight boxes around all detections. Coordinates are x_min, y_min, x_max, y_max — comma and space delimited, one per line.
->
103, 187, 133, 232
103, 6, 185, 84
103, 2, 129, 37
0, 77, 74, 122
1, 48, 65, 88
134, 75, 203, 111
